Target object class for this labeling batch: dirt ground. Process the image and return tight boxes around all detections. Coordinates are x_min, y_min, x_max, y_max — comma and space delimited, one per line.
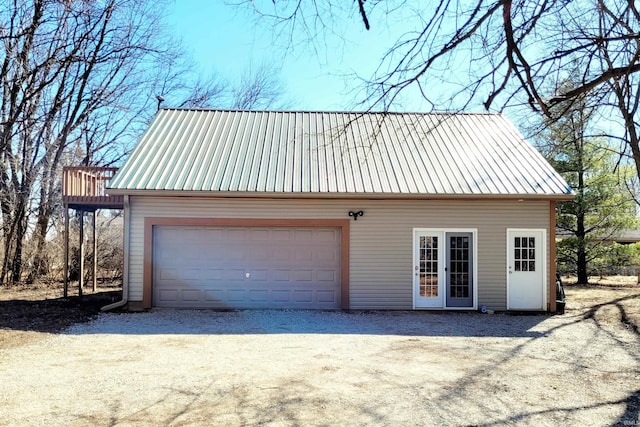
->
0, 281, 122, 349
0, 277, 638, 426
561, 275, 640, 335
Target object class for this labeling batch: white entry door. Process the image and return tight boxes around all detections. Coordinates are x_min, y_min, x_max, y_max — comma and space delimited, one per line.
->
507, 229, 546, 310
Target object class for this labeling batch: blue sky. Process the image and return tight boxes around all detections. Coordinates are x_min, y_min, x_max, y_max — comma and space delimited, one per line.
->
167, 1, 439, 112
161, 2, 626, 141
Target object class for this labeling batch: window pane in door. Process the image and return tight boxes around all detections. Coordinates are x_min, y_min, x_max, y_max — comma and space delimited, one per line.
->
449, 236, 470, 299
419, 236, 438, 297
514, 236, 535, 273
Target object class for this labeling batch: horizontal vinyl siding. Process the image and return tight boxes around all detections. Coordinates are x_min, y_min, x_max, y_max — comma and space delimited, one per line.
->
127, 197, 550, 310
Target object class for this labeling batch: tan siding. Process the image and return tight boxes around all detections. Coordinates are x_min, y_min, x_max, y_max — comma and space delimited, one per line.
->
127, 197, 550, 310
127, 197, 145, 301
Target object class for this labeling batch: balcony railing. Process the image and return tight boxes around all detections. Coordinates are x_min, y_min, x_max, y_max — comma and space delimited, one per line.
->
62, 166, 124, 209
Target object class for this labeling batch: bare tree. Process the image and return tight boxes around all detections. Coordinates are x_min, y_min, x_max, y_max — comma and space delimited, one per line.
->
0, 1, 290, 286
238, 1, 640, 179
230, 63, 288, 110
0, 0, 179, 284
158, 63, 288, 110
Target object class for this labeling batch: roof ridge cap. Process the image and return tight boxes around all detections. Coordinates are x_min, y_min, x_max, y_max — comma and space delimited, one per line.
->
158, 107, 501, 116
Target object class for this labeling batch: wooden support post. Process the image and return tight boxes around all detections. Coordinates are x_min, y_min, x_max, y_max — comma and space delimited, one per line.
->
92, 210, 97, 292
79, 210, 84, 297
63, 207, 69, 298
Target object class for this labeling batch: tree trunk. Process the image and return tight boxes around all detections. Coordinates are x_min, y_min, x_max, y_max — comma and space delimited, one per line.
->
11, 219, 25, 285
576, 242, 588, 284
10, 197, 29, 285
575, 203, 588, 284
26, 163, 58, 283
575, 150, 588, 285
0, 199, 17, 285
0, 158, 15, 285
25, 205, 51, 284
1, 226, 14, 285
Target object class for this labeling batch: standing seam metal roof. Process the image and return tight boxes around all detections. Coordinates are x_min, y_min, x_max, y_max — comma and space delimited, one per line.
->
108, 109, 573, 197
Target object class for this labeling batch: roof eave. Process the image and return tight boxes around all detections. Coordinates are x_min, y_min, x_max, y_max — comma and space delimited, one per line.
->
106, 188, 575, 201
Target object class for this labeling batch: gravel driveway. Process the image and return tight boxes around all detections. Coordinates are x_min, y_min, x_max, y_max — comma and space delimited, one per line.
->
1, 309, 638, 426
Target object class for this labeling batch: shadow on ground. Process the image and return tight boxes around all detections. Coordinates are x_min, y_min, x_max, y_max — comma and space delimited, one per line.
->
0, 291, 121, 333
60, 309, 553, 338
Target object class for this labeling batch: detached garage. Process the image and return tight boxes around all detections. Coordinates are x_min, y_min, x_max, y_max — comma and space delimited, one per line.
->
107, 109, 573, 312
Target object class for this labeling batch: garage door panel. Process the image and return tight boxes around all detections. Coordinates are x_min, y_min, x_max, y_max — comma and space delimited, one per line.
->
226, 289, 246, 302
227, 229, 247, 240
157, 289, 178, 303
272, 270, 291, 281
316, 247, 338, 262
251, 270, 269, 281
250, 229, 270, 240
158, 268, 178, 281
249, 290, 269, 302
227, 247, 246, 261
295, 248, 313, 262
182, 290, 202, 302
294, 270, 313, 281
204, 269, 223, 279
272, 249, 292, 262
317, 290, 337, 303
295, 229, 313, 240
316, 229, 339, 241
203, 290, 223, 301
293, 290, 313, 302
223, 269, 245, 280
272, 230, 291, 240
182, 269, 200, 280
317, 270, 337, 282
253, 247, 270, 261
153, 226, 341, 309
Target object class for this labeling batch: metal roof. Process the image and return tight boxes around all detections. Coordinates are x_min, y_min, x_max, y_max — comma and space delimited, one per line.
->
108, 109, 573, 198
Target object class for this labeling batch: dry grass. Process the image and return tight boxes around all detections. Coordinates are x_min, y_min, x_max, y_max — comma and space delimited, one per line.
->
562, 275, 640, 335
0, 279, 121, 301
0, 281, 122, 349
562, 274, 639, 287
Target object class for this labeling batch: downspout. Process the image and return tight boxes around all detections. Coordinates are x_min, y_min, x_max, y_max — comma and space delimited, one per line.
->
102, 194, 130, 311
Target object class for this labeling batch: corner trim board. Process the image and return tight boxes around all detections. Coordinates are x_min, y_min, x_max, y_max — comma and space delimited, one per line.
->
549, 201, 557, 312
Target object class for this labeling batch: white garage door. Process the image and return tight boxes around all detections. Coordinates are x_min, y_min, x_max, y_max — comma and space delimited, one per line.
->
153, 226, 341, 309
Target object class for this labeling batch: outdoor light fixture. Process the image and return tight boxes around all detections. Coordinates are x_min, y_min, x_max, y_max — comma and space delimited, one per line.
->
348, 210, 364, 220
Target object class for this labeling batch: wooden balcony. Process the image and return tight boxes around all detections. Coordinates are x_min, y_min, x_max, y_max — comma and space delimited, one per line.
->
62, 166, 124, 210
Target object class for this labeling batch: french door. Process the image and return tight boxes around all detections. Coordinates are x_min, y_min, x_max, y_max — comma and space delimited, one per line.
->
414, 229, 475, 309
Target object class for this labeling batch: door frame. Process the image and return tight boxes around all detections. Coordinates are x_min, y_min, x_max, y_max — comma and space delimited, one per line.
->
506, 228, 547, 311
412, 228, 478, 310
